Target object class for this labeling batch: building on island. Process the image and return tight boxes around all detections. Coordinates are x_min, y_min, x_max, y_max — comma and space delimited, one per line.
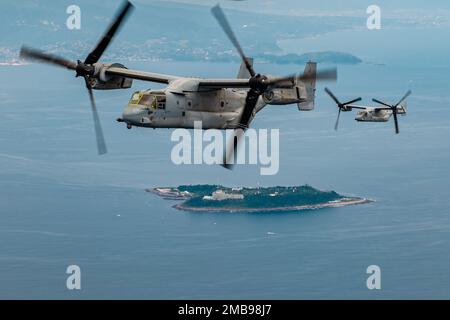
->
150, 188, 192, 200
203, 190, 244, 201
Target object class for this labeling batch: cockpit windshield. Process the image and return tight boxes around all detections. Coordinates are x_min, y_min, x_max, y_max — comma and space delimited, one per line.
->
129, 92, 166, 110
129, 92, 141, 105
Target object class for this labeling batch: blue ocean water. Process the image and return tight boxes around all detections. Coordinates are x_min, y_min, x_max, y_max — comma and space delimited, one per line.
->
1, 27, 450, 298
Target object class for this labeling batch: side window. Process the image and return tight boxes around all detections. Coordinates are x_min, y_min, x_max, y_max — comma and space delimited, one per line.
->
157, 95, 166, 110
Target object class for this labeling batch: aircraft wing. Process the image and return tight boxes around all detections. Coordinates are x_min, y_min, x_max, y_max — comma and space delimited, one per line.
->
197, 79, 251, 88
105, 67, 179, 84
346, 105, 368, 110
106, 68, 252, 88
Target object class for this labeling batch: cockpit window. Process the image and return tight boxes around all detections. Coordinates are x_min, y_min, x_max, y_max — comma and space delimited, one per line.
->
140, 94, 155, 107
147, 95, 166, 110
129, 92, 166, 109
130, 92, 141, 105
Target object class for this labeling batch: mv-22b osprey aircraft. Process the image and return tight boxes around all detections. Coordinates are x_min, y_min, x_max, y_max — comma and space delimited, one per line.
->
325, 87, 412, 134
20, 1, 337, 166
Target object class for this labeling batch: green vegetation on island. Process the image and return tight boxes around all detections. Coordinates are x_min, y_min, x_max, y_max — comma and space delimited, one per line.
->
147, 185, 372, 213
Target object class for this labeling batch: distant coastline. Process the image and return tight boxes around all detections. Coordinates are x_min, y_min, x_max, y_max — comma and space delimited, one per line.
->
255, 51, 363, 65
1, 50, 362, 67
0, 60, 27, 66
2, 0, 367, 67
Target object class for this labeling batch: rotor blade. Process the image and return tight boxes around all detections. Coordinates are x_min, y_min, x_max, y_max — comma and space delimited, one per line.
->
239, 88, 260, 129
211, 4, 256, 77
20, 46, 77, 70
299, 68, 337, 82
84, 77, 108, 155
324, 87, 341, 105
221, 128, 245, 170
334, 108, 342, 131
372, 99, 392, 108
393, 108, 400, 134
394, 90, 412, 107
269, 68, 337, 88
222, 88, 260, 169
343, 97, 362, 105
84, 1, 134, 65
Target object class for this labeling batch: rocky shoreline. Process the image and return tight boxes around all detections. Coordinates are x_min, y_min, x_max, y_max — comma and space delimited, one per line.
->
173, 197, 374, 213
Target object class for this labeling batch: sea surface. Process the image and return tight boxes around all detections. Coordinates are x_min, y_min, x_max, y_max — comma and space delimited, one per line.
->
1, 26, 450, 299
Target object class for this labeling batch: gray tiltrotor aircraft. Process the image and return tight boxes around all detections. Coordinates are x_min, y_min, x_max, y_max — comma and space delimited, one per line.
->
20, 1, 336, 166
325, 88, 411, 134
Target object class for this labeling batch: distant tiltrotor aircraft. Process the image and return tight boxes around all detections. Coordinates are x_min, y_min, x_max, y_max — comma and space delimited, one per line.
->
325, 88, 411, 134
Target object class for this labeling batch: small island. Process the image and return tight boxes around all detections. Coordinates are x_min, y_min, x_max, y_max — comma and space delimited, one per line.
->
147, 185, 372, 213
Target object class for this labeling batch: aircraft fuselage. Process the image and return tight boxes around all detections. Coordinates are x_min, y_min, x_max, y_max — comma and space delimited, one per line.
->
120, 87, 261, 129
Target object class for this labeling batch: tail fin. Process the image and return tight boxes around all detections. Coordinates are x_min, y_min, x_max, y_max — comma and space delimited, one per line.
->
237, 57, 253, 79
298, 61, 317, 111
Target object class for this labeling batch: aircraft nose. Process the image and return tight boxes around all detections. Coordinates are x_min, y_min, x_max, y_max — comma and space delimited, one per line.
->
122, 106, 143, 124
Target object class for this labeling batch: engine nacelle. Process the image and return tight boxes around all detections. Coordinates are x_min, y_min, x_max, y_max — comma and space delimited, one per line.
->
263, 85, 315, 112
92, 63, 133, 90
263, 86, 306, 105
